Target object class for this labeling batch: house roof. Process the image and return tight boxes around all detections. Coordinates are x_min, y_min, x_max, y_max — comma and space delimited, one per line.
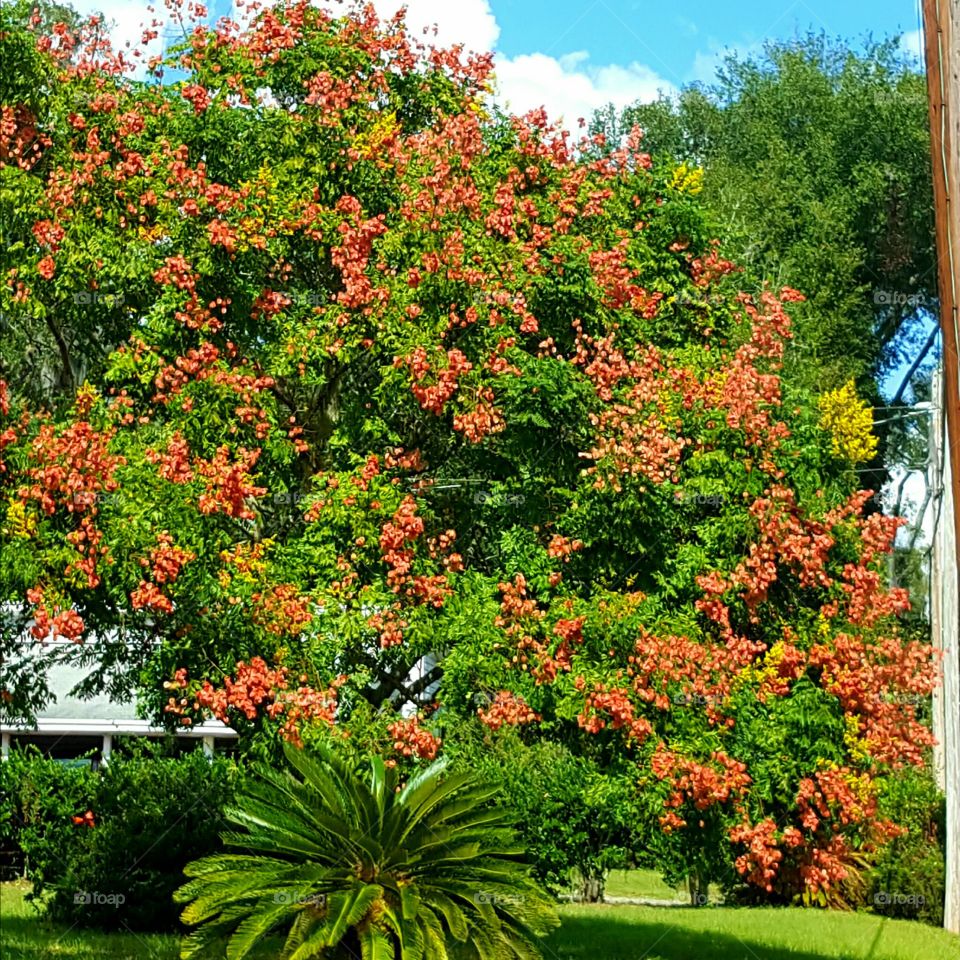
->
0, 631, 236, 737
36, 660, 140, 721
2, 717, 237, 737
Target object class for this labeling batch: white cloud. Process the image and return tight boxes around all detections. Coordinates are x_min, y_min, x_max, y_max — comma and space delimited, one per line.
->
899, 29, 924, 62
367, 0, 499, 53
494, 52, 672, 129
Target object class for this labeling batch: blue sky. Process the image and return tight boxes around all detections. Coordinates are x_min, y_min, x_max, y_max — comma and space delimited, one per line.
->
493, 1, 923, 86
385, 0, 925, 128
481, 0, 925, 124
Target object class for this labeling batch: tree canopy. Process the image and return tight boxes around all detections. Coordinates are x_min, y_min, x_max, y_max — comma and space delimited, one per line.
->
592, 36, 937, 399
0, 0, 937, 904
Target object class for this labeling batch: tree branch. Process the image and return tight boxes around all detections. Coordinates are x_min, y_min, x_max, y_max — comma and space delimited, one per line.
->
891, 323, 939, 407
45, 314, 75, 396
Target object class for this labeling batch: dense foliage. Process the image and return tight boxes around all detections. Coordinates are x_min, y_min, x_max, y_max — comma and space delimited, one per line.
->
592, 36, 936, 399
446, 724, 642, 901
0, 745, 96, 890
176, 743, 559, 959
1, 744, 239, 930
866, 766, 946, 926
0, 0, 938, 909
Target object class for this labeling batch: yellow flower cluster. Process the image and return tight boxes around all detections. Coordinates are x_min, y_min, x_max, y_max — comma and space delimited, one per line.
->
4, 500, 37, 539
818, 380, 878, 463
217, 540, 273, 588
231, 165, 280, 254
669, 162, 704, 195
353, 111, 400, 160
137, 224, 168, 243
732, 640, 785, 692
842, 715, 872, 766
844, 767, 876, 805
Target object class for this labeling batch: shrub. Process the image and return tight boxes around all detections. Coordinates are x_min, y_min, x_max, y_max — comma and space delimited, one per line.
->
866, 767, 945, 926
44, 746, 241, 931
176, 742, 559, 959
0, 746, 97, 894
0, 749, 23, 880
446, 724, 641, 900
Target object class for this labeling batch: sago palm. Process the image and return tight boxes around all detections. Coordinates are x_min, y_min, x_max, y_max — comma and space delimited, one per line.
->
175, 743, 559, 959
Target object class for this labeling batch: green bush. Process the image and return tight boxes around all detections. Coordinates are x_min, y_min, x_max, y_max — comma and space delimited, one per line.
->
0, 749, 21, 879
47, 747, 241, 931
0, 746, 97, 893
446, 723, 641, 900
866, 767, 945, 926
2, 744, 242, 931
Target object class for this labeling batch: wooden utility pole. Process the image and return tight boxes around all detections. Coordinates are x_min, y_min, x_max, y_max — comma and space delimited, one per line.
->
931, 370, 959, 903
922, 0, 960, 936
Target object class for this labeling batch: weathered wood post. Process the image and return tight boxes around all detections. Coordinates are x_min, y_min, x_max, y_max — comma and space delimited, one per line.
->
922, 1, 960, 934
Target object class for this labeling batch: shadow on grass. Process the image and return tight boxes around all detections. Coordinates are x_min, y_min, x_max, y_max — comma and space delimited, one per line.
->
543, 910, 881, 960
0, 910, 178, 960
0, 912, 291, 960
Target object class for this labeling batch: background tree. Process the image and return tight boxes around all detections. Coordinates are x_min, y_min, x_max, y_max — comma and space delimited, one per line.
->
592, 35, 937, 401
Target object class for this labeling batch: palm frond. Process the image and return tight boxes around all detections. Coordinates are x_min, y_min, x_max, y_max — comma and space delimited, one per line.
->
177, 745, 558, 960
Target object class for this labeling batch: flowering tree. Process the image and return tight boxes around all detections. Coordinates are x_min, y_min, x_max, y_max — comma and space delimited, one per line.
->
0, 0, 936, 902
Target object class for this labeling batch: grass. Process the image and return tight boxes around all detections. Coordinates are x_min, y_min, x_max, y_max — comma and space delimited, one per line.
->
601, 868, 688, 901
544, 904, 960, 960
1, 880, 179, 960
2, 881, 958, 960
0, 883, 281, 960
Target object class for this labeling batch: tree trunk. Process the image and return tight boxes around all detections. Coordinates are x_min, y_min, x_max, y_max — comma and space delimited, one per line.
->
578, 871, 605, 903
688, 872, 708, 906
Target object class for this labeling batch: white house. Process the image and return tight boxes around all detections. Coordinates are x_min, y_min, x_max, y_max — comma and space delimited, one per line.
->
0, 650, 236, 765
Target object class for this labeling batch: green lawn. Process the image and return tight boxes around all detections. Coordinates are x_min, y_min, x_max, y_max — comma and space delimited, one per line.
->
3, 881, 958, 960
545, 904, 960, 960
600, 868, 688, 901
0, 881, 183, 960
